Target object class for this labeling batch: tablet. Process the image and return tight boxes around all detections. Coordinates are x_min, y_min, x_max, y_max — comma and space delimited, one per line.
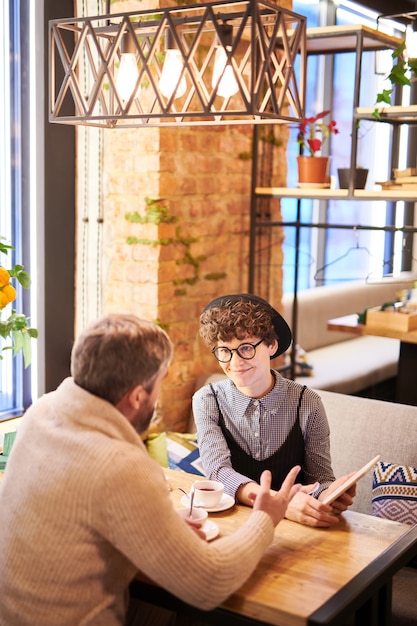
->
321, 454, 381, 505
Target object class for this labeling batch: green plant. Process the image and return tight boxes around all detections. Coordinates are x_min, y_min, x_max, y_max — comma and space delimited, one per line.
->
238, 125, 283, 160
0, 238, 38, 368
295, 110, 339, 157
126, 197, 176, 227
260, 128, 283, 147
373, 41, 417, 119
125, 198, 226, 296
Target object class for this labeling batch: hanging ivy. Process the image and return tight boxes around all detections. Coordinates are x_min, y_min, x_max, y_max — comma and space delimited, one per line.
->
125, 197, 226, 295
373, 41, 417, 119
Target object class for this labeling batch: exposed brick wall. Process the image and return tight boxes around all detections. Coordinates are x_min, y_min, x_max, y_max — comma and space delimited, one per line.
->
77, 0, 291, 432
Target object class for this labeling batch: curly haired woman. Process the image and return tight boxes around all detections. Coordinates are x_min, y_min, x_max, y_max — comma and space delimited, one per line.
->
193, 293, 356, 528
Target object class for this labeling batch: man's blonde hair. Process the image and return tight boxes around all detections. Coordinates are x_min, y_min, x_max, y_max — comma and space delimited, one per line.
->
71, 313, 173, 405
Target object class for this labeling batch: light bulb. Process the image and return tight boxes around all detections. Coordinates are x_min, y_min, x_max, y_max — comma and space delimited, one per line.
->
159, 50, 187, 99
212, 46, 239, 98
116, 53, 140, 102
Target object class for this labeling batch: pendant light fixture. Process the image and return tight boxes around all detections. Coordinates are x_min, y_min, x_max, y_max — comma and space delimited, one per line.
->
49, 0, 306, 128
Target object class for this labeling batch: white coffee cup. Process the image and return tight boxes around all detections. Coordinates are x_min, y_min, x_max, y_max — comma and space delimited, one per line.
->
192, 480, 224, 508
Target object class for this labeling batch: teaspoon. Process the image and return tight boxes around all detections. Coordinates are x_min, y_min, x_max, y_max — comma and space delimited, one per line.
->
188, 486, 195, 517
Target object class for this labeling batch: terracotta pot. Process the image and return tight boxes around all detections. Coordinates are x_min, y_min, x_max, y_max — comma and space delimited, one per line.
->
297, 156, 330, 186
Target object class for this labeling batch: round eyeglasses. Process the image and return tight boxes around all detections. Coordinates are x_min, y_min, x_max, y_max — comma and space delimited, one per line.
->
212, 339, 264, 363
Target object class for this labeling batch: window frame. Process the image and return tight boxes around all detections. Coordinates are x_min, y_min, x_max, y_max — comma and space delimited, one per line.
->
282, 0, 416, 294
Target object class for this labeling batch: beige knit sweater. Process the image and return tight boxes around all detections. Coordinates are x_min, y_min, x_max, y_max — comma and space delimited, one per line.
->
0, 378, 275, 626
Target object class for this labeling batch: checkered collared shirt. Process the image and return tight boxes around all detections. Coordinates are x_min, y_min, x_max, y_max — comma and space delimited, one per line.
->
192, 372, 335, 498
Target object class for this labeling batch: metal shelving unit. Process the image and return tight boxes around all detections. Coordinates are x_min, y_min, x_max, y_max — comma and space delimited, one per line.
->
249, 25, 417, 377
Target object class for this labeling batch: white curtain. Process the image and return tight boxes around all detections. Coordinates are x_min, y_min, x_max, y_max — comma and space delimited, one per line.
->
75, 0, 106, 333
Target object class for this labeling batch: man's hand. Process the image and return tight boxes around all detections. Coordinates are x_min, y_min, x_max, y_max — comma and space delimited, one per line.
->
250, 467, 302, 527
183, 518, 207, 540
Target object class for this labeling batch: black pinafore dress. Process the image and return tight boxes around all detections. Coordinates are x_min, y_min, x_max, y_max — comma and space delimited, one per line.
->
210, 383, 306, 490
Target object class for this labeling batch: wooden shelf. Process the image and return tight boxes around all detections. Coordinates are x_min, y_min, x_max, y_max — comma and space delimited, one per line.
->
305, 25, 402, 55
356, 105, 417, 123
255, 187, 417, 202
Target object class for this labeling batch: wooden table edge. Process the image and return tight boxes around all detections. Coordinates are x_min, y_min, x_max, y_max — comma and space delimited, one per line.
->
131, 515, 417, 626
130, 579, 273, 626
307, 523, 417, 625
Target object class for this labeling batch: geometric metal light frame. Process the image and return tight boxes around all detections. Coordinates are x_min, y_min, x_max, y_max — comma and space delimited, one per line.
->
49, 0, 306, 127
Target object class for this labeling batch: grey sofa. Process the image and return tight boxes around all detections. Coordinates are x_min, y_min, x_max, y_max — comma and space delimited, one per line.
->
316, 389, 417, 626
315, 389, 417, 515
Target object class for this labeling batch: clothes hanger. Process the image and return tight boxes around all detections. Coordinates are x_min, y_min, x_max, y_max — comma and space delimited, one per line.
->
282, 241, 315, 270
365, 239, 417, 284
313, 227, 379, 283
247, 241, 316, 270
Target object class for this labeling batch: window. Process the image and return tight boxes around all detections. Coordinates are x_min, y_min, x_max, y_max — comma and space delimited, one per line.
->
0, 0, 35, 420
283, 0, 414, 293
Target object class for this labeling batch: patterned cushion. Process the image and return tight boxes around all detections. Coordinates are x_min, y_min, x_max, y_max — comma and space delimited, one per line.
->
372, 460, 417, 525
146, 432, 205, 476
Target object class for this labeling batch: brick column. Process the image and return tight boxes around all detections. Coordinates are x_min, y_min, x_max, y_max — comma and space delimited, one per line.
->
76, 0, 290, 431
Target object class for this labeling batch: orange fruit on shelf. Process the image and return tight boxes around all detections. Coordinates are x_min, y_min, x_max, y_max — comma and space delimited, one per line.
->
1, 283, 16, 305
0, 291, 9, 309
0, 267, 10, 288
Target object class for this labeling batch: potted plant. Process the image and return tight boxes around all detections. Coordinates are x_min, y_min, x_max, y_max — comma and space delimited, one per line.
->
295, 110, 339, 187
337, 165, 369, 189
0, 237, 37, 368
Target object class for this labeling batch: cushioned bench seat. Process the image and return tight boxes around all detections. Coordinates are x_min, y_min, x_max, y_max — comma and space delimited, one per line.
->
282, 279, 412, 395
294, 335, 399, 394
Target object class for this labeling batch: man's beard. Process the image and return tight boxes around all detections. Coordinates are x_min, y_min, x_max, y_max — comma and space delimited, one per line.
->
133, 407, 155, 435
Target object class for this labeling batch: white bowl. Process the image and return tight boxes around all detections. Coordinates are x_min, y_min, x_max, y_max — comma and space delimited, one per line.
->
176, 506, 208, 524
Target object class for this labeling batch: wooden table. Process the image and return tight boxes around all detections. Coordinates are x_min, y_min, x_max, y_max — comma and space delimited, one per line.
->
327, 314, 417, 405
131, 468, 417, 626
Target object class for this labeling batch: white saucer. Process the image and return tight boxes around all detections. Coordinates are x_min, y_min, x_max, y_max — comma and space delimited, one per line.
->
203, 520, 219, 541
180, 493, 235, 513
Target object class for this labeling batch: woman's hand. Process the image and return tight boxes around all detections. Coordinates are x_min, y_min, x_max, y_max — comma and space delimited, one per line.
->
238, 472, 357, 528
318, 472, 357, 513
284, 488, 340, 527
284, 474, 356, 527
